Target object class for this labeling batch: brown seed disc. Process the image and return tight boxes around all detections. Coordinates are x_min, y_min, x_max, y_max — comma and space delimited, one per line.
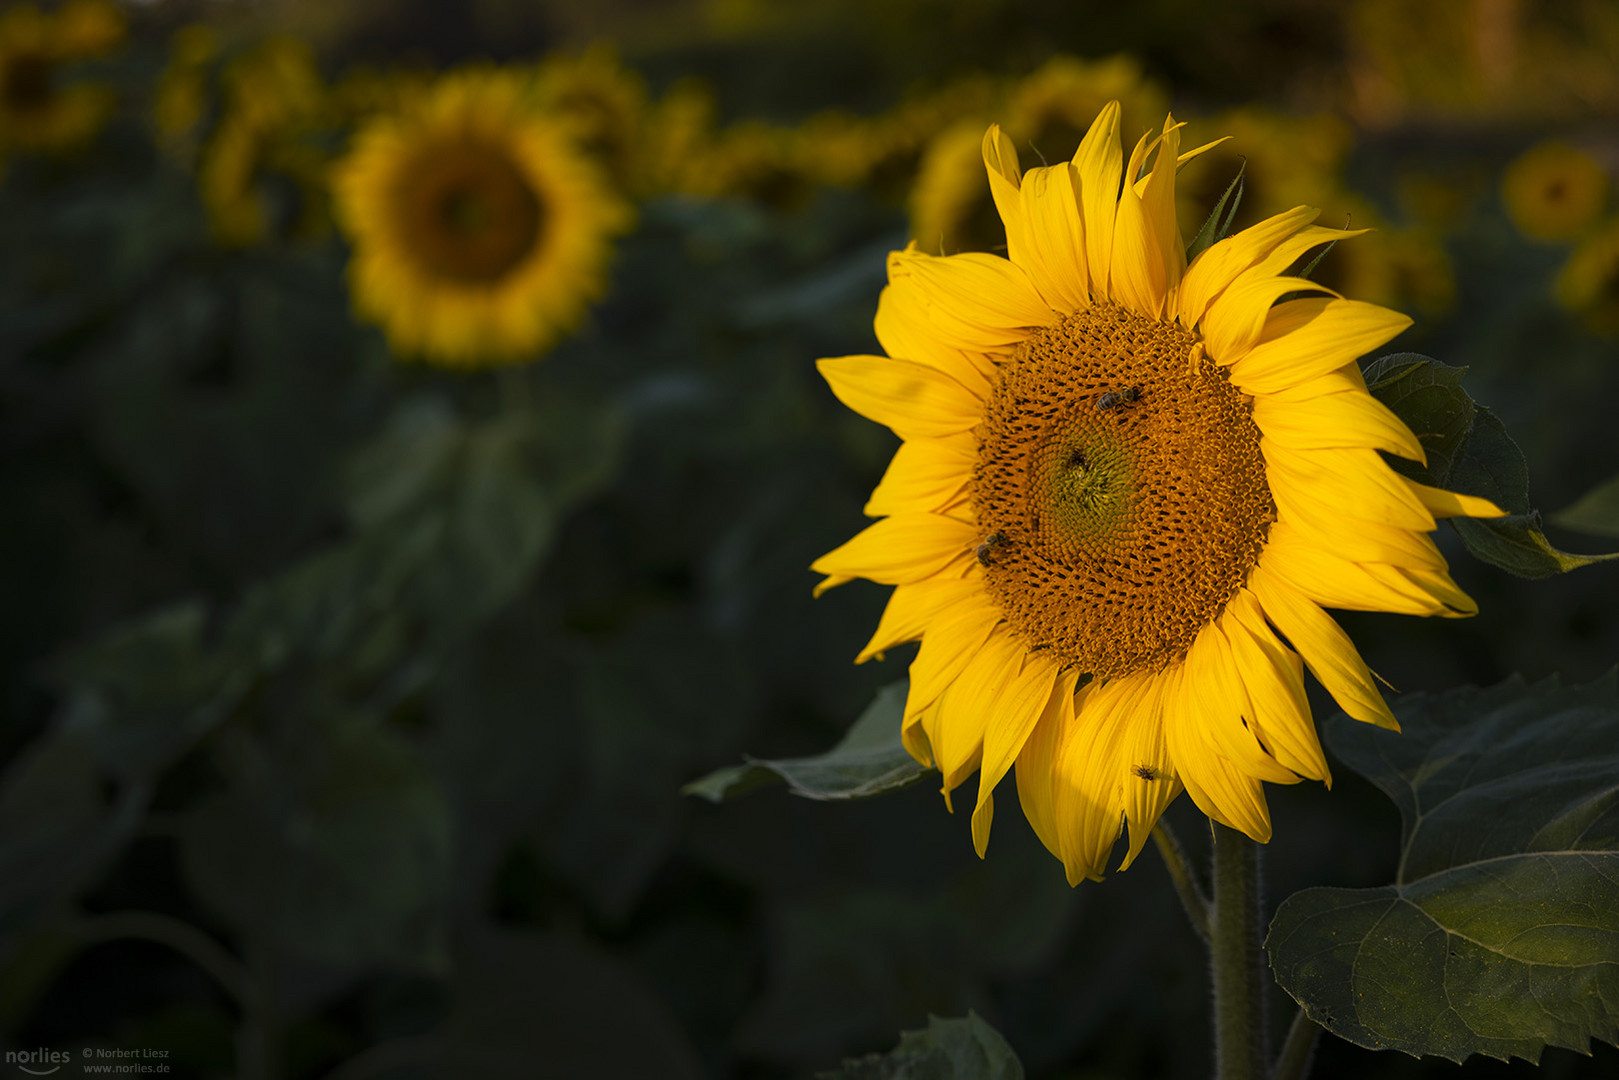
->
969, 302, 1275, 679
391, 137, 546, 284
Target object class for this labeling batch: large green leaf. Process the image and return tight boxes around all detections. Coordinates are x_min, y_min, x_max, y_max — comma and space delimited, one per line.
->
1364, 353, 1619, 577
684, 680, 928, 802
817, 1013, 1023, 1080
1267, 670, 1619, 1063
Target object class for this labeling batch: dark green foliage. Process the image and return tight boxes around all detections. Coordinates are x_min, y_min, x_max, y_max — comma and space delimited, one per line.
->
1268, 671, 1619, 1063
818, 1013, 1023, 1080
685, 679, 928, 801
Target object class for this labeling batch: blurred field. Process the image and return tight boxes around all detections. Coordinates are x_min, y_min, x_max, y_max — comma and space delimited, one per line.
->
2, 1, 1617, 1077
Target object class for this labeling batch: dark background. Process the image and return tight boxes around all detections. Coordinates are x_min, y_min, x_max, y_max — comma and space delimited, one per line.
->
3, 1, 1618, 1077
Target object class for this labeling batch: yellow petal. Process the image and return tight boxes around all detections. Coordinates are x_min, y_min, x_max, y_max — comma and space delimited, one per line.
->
1251, 390, 1425, 463
1052, 673, 1141, 882
1179, 205, 1320, 332
1161, 662, 1274, 841
886, 247, 1055, 353
874, 286, 996, 393
1017, 162, 1091, 311
1263, 441, 1436, 532
1073, 100, 1123, 303
1248, 564, 1398, 731
971, 651, 1064, 856
856, 576, 981, 663
1015, 675, 1083, 863
817, 354, 983, 439
811, 512, 978, 586
863, 433, 976, 518
1271, 485, 1450, 571
1405, 478, 1507, 519
1116, 676, 1181, 872
1184, 625, 1299, 784
1203, 276, 1337, 365
1260, 520, 1454, 615
927, 628, 1024, 805
904, 593, 1002, 722
1222, 591, 1330, 783
1228, 298, 1412, 395
1111, 118, 1186, 318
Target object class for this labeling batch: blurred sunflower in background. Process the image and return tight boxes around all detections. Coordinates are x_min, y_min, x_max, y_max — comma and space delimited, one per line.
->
532, 44, 647, 194
0, 0, 122, 153
910, 55, 1163, 255
332, 68, 631, 366
1557, 216, 1619, 337
813, 103, 1503, 883
1501, 139, 1609, 243
197, 36, 331, 246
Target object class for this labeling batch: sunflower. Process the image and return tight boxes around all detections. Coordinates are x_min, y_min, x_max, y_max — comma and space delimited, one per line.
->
152, 24, 217, 148
332, 69, 632, 367
812, 104, 1504, 884
0, 0, 123, 154
1501, 140, 1609, 243
1556, 216, 1619, 337
532, 45, 647, 194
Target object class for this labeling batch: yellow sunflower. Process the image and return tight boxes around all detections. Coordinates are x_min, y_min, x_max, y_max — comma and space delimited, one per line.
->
1556, 216, 1619, 337
0, 0, 123, 153
812, 104, 1504, 884
332, 69, 632, 367
532, 45, 648, 194
1501, 140, 1609, 243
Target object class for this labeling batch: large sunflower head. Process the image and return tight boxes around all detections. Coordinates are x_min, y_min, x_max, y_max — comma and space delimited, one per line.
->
331, 69, 632, 367
0, 0, 123, 153
813, 103, 1504, 884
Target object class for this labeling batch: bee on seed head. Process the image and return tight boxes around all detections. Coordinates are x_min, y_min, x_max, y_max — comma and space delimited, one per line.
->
976, 531, 1007, 566
1097, 385, 1142, 411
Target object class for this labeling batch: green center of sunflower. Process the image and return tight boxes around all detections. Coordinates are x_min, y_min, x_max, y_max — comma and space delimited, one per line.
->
395, 138, 546, 284
969, 303, 1275, 679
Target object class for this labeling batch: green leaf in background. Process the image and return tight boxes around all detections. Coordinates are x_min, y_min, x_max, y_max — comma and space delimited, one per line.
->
1553, 472, 1619, 539
178, 718, 452, 970
1266, 670, 1619, 1063
817, 1012, 1024, 1080
684, 680, 927, 802
1365, 353, 1619, 578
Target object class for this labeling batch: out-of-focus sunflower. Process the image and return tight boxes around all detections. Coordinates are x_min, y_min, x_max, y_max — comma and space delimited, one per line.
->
910, 55, 1164, 256
197, 36, 330, 246
152, 23, 216, 147
637, 76, 716, 196
1556, 216, 1619, 337
813, 103, 1503, 883
532, 44, 647, 194
0, 0, 124, 153
678, 119, 818, 210
332, 69, 632, 367
1501, 140, 1609, 243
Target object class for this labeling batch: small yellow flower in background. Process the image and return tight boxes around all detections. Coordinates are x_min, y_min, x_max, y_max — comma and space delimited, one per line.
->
911, 55, 1165, 256
532, 44, 648, 195
198, 36, 330, 247
1556, 217, 1619, 337
152, 24, 217, 146
331, 69, 632, 367
812, 103, 1504, 884
0, 0, 124, 154
1501, 140, 1609, 243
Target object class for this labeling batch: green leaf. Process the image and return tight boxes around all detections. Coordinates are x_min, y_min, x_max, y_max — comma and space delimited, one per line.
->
1552, 472, 1619, 539
817, 1013, 1024, 1080
178, 719, 452, 969
1266, 670, 1619, 1064
1185, 162, 1245, 262
683, 680, 927, 802
1365, 353, 1619, 577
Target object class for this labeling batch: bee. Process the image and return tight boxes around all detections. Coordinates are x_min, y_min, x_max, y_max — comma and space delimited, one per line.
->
1131, 764, 1159, 781
1096, 385, 1142, 411
975, 531, 1007, 566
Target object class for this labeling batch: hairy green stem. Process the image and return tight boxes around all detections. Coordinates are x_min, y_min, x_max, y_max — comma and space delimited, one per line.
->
1210, 822, 1267, 1080
1271, 1008, 1321, 1080
1151, 821, 1210, 942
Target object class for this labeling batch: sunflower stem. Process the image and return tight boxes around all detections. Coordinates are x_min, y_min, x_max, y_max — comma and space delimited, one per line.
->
1151, 822, 1209, 942
1271, 1007, 1321, 1080
1210, 821, 1268, 1080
